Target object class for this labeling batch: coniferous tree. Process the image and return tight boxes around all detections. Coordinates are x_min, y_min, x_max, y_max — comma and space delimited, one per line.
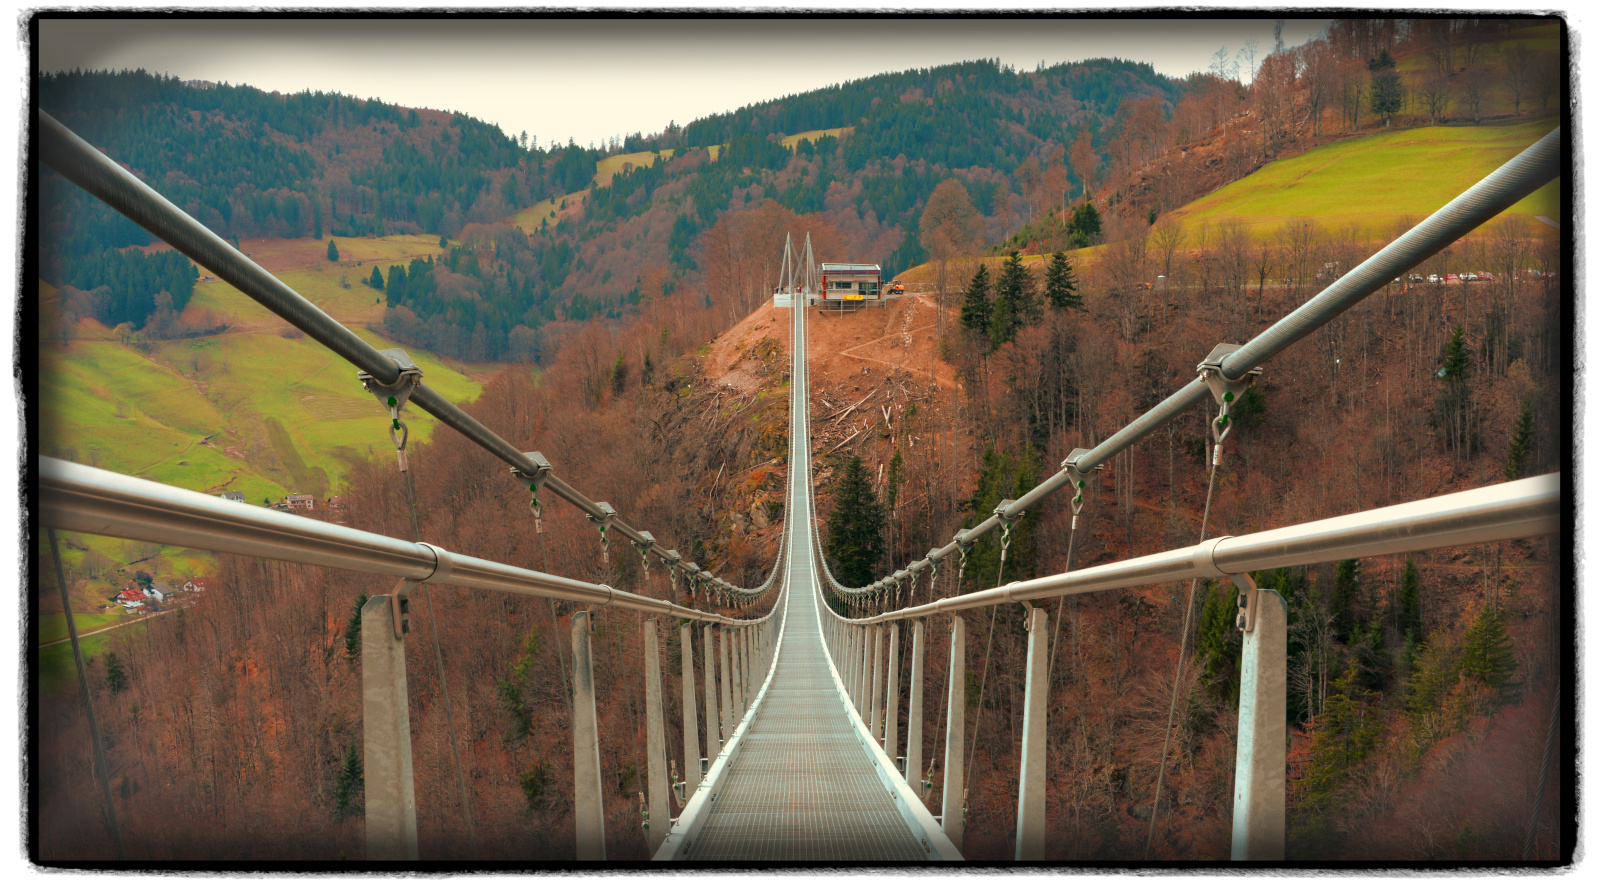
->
1435, 324, 1476, 458
1331, 559, 1361, 642
1460, 605, 1516, 693
104, 651, 128, 694
312, 196, 323, 240
368, 266, 384, 289
1067, 202, 1102, 248
959, 263, 992, 337
327, 239, 339, 262
1302, 659, 1383, 810
1369, 50, 1403, 126
990, 250, 1037, 347
333, 741, 364, 819
1505, 396, 1536, 480
1044, 251, 1082, 310
343, 593, 368, 660
825, 456, 886, 587
1398, 559, 1423, 643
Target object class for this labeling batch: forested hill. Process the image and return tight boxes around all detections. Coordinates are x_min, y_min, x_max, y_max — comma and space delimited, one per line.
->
39, 59, 1183, 361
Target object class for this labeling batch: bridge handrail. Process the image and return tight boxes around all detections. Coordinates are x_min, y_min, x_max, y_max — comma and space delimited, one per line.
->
822, 472, 1559, 626
39, 110, 780, 599
40, 456, 778, 626
815, 127, 1561, 600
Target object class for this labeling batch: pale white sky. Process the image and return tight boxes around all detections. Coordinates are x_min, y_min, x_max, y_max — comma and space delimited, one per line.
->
38, 16, 1330, 149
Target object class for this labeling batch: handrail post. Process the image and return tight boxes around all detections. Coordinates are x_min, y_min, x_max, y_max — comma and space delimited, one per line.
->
720, 629, 734, 740
680, 623, 702, 794
1231, 582, 1289, 861
572, 610, 607, 860
942, 616, 966, 850
362, 593, 418, 860
861, 625, 875, 719
1016, 606, 1049, 860
643, 619, 669, 854
703, 624, 721, 763
730, 628, 744, 719
907, 619, 924, 788
885, 622, 900, 758
741, 629, 753, 712
869, 626, 885, 741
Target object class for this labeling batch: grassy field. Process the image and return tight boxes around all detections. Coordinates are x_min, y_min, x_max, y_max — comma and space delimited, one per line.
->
1167, 117, 1561, 240
594, 149, 676, 187
1392, 23, 1561, 121
781, 127, 853, 150
511, 189, 589, 233
40, 231, 493, 686
38, 626, 138, 696
38, 611, 128, 645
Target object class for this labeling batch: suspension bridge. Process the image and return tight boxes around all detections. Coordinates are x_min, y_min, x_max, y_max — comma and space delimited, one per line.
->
37, 111, 1562, 863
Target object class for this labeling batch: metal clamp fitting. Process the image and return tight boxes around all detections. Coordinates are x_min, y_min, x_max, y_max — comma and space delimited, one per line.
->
357, 348, 424, 412
1233, 572, 1261, 633
418, 542, 455, 585
390, 577, 418, 640
1061, 448, 1104, 526
1191, 536, 1234, 579
1198, 344, 1263, 463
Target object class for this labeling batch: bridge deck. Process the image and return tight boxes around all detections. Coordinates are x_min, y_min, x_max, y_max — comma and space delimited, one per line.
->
680, 302, 929, 861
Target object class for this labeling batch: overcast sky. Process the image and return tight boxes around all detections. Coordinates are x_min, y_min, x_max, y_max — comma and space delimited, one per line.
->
38, 16, 1329, 149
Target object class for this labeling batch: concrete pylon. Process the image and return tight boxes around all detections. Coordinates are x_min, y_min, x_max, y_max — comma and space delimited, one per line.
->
362, 594, 418, 861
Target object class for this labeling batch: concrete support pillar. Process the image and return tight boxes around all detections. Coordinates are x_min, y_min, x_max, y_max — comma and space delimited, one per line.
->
643, 620, 669, 854
572, 610, 607, 860
1015, 606, 1049, 860
702, 624, 720, 762
680, 624, 701, 795
731, 628, 745, 720
719, 629, 734, 741
906, 619, 924, 787
869, 626, 885, 741
362, 594, 418, 861
885, 622, 900, 758
942, 615, 965, 850
1232, 587, 1289, 861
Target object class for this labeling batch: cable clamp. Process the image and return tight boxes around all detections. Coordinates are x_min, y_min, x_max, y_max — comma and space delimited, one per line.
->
1198, 344, 1262, 466
587, 502, 618, 564
634, 531, 656, 580
1061, 448, 1104, 526
358, 349, 423, 471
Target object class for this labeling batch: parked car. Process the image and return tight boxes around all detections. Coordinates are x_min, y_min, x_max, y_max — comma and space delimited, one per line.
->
1408, 274, 1426, 283
1444, 274, 1460, 282
1462, 272, 1479, 282
1427, 274, 1442, 283
1477, 271, 1495, 281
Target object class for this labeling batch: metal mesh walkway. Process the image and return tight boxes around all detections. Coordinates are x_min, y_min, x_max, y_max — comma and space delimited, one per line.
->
679, 300, 929, 862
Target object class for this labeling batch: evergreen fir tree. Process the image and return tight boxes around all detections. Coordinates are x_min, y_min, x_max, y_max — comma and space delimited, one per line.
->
312, 196, 323, 240
333, 741, 364, 819
825, 456, 886, 587
105, 651, 127, 694
1302, 659, 1383, 810
959, 263, 992, 337
610, 351, 629, 395
327, 239, 339, 262
1435, 324, 1476, 458
1398, 559, 1423, 643
1368, 51, 1403, 125
344, 593, 368, 661
1460, 605, 1517, 693
990, 250, 1037, 347
1505, 396, 1536, 480
1067, 202, 1102, 248
1043, 251, 1081, 310
1331, 559, 1361, 642
368, 266, 384, 289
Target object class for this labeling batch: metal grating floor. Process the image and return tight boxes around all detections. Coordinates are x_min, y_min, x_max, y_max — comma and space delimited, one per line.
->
682, 302, 929, 862
683, 562, 927, 861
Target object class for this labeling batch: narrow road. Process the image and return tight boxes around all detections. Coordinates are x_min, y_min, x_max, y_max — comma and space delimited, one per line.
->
39, 609, 170, 648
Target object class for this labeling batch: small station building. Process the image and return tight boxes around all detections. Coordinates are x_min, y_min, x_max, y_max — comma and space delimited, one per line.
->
819, 263, 881, 306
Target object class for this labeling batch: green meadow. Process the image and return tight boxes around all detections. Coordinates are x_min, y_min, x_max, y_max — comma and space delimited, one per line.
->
1167, 117, 1561, 240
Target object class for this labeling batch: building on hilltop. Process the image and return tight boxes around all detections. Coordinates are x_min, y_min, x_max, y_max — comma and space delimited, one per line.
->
819, 263, 881, 310
217, 491, 245, 503
286, 493, 316, 512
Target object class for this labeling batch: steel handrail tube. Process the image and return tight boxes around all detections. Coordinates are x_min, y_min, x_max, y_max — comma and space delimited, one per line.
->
845, 473, 1558, 626
39, 110, 781, 597
40, 457, 766, 625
